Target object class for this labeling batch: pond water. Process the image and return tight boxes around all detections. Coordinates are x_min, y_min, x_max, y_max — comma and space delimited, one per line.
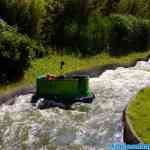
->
1, 60, 150, 150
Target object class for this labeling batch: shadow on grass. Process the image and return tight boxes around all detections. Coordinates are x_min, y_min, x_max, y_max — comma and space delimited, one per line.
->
0, 57, 24, 84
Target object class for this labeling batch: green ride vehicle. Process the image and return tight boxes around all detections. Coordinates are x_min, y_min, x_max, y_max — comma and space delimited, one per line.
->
31, 74, 95, 109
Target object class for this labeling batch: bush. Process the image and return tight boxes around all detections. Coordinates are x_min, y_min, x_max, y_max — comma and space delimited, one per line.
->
0, 0, 150, 56
109, 15, 150, 55
63, 15, 150, 55
117, 0, 150, 18
0, 0, 46, 39
0, 19, 46, 83
109, 15, 137, 55
63, 16, 112, 55
0, 20, 46, 62
131, 20, 150, 51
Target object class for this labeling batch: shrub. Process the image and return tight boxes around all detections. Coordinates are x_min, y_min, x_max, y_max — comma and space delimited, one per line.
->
0, 19, 46, 83
109, 15, 136, 55
1, 0, 150, 56
60, 14, 150, 55
0, 0, 46, 39
0, 20, 46, 61
63, 16, 112, 55
109, 15, 150, 55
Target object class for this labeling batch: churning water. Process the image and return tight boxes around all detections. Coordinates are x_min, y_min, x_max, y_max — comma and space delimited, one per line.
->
1, 60, 150, 150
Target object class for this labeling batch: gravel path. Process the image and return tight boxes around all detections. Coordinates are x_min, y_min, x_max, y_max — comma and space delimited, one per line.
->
1, 60, 150, 150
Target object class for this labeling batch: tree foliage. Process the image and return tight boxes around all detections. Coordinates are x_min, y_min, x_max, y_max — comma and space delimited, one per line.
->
0, 19, 46, 83
0, 0, 150, 55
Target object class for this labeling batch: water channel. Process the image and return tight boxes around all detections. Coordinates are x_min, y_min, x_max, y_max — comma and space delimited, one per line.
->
1, 60, 150, 149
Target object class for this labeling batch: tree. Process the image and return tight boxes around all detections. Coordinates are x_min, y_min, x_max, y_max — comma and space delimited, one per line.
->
101, 0, 121, 16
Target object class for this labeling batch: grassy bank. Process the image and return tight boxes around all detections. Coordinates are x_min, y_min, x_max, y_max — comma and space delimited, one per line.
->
127, 88, 150, 143
1, 50, 150, 95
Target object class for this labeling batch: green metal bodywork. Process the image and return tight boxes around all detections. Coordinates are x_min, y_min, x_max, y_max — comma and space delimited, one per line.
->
36, 75, 92, 99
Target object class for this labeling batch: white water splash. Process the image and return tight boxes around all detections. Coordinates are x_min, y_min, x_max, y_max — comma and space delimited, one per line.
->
1, 60, 150, 150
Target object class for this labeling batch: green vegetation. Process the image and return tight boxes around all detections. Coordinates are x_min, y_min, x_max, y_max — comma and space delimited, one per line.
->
64, 15, 150, 55
0, 0, 46, 38
0, 19, 46, 83
1, 0, 150, 94
127, 88, 150, 143
0, 0, 150, 54
1, 0, 150, 147
1, 50, 150, 95
0, 19, 46, 59
117, 0, 150, 18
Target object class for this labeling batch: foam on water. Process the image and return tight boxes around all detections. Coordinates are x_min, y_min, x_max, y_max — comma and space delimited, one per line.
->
1, 60, 150, 149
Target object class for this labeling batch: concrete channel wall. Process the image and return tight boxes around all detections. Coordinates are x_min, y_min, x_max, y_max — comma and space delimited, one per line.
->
0, 85, 35, 105
123, 107, 143, 144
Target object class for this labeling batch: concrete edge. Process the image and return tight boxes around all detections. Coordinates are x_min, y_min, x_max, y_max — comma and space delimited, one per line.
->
123, 99, 143, 144
66, 53, 150, 77
0, 85, 36, 106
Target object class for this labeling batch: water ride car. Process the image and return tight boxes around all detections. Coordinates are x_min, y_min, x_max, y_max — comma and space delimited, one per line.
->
32, 74, 95, 109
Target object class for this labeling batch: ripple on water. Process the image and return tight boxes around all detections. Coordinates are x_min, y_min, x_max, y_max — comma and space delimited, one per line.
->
1, 60, 150, 149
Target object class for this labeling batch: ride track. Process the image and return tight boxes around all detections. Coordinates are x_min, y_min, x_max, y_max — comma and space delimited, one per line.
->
1, 56, 150, 149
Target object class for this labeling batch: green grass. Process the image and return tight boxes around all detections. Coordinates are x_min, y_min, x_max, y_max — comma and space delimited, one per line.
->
0, 50, 150, 95
127, 88, 150, 143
